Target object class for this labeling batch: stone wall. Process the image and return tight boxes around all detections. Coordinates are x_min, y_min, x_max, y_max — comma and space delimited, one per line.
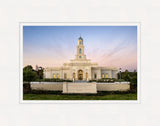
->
30, 82, 130, 92
30, 82, 63, 91
63, 82, 97, 94
97, 82, 130, 91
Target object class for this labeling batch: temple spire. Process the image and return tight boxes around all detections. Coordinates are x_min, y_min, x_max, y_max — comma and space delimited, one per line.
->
75, 37, 86, 60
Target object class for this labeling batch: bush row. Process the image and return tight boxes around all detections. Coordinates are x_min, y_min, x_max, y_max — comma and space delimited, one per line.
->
32, 78, 72, 82
88, 78, 125, 83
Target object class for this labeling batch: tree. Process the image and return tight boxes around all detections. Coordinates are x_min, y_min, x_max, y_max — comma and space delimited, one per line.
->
117, 69, 137, 83
122, 70, 131, 81
130, 76, 137, 84
37, 69, 43, 79
23, 65, 37, 82
133, 69, 137, 73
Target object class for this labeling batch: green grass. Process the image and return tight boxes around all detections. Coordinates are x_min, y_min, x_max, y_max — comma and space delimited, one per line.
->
23, 93, 137, 100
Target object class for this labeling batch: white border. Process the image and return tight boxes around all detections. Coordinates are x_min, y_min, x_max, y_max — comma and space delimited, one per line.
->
19, 22, 141, 104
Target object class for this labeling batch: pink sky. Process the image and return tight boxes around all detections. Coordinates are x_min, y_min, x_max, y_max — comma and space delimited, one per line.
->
23, 26, 137, 72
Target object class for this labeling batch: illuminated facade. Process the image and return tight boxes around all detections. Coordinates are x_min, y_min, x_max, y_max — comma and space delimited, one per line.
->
44, 37, 118, 80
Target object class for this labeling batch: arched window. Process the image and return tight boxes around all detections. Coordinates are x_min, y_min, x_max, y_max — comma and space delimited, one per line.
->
57, 74, 59, 79
79, 48, 81, 54
102, 74, 104, 79
64, 73, 67, 79
73, 73, 75, 79
106, 74, 108, 78
53, 74, 55, 79
94, 74, 97, 79
86, 72, 88, 79
79, 56, 81, 59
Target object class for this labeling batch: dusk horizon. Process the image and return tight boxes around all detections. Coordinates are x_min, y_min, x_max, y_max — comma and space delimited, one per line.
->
23, 26, 137, 72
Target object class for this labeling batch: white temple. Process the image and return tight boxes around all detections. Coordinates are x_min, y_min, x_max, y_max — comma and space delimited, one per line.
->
44, 37, 118, 80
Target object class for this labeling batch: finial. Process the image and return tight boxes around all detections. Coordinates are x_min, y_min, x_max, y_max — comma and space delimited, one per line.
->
78, 35, 83, 40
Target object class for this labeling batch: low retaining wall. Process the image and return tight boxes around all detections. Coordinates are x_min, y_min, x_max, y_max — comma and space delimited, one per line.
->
97, 82, 130, 91
30, 82, 63, 91
63, 82, 97, 94
30, 82, 130, 92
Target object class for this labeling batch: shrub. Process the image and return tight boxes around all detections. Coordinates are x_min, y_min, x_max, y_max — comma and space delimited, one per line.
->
23, 65, 37, 82
88, 80, 97, 82
32, 78, 72, 82
23, 82, 31, 93
115, 79, 125, 82
130, 76, 137, 85
88, 78, 117, 83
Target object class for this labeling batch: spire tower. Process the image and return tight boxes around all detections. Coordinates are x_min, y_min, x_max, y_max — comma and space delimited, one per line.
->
75, 37, 86, 60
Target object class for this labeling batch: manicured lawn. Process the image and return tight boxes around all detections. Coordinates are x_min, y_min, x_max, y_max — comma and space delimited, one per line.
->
23, 93, 137, 100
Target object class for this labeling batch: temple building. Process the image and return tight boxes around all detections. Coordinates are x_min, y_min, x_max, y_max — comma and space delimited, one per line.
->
44, 37, 118, 80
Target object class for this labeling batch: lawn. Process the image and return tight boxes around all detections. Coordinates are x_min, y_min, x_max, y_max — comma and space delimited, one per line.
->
23, 93, 137, 100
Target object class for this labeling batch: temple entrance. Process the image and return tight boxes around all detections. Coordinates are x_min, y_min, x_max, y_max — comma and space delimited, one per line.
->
78, 70, 83, 80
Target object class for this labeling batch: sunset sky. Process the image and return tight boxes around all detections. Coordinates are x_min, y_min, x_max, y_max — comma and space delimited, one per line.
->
23, 26, 137, 71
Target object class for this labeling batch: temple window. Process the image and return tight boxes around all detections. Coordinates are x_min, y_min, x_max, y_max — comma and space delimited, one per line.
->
53, 74, 55, 79
102, 74, 104, 79
106, 74, 108, 78
79, 48, 81, 54
64, 73, 67, 79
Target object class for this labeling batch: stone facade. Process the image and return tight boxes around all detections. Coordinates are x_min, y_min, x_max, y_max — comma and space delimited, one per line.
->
97, 82, 130, 91
44, 37, 118, 80
63, 82, 97, 94
30, 82, 130, 92
31, 82, 63, 91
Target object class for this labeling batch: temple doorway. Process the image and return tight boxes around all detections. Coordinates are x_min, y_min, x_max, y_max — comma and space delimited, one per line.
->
78, 70, 83, 80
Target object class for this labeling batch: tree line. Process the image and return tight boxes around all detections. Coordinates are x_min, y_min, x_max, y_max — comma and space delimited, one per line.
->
23, 65, 137, 86
23, 65, 43, 82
